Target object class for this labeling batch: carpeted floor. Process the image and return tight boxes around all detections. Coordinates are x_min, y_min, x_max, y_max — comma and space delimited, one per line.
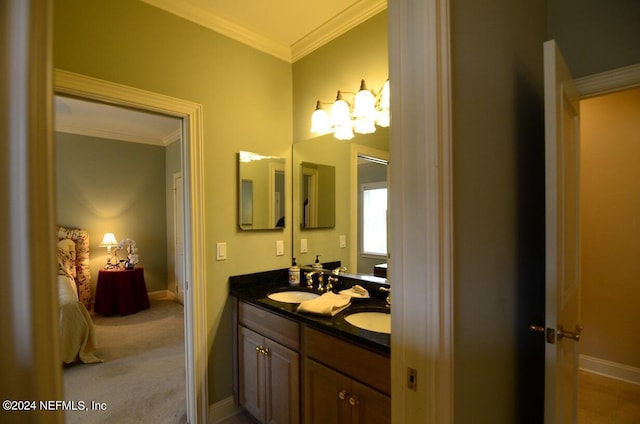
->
63, 298, 186, 423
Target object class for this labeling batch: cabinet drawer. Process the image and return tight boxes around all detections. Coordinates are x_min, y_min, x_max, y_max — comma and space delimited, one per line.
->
304, 327, 390, 395
238, 301, 300, 351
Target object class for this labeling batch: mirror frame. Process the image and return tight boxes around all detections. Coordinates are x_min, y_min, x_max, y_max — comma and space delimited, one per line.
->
238, 151, 286, 231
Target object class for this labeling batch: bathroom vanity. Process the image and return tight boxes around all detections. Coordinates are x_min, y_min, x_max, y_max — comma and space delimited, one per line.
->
230, 268, 390, 424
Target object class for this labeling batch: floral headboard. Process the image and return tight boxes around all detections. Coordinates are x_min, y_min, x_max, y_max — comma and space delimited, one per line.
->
56, 226, 91, 309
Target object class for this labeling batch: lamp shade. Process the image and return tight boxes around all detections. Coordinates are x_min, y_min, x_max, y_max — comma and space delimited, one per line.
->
99, 232, 119, 247
330, 91, 351, 128
353, 80, 376, 119
310, 100, 331, 134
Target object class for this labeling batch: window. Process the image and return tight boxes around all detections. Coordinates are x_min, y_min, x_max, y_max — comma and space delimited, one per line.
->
361, 182, 387, 256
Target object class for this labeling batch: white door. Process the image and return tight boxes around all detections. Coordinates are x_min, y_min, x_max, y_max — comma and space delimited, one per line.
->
174, 172, 185, 304
543, 39, 583, 423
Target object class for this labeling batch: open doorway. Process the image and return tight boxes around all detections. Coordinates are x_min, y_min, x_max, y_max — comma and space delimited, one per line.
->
54, 68, 208, 423
577, 86, 640, 421
54, 94, 189, 419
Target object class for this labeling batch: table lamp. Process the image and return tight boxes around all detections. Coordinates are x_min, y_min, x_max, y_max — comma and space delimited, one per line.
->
100, 232, 120, 269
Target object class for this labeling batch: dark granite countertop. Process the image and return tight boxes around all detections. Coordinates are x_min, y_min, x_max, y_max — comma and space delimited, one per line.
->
229, 268, 390, 356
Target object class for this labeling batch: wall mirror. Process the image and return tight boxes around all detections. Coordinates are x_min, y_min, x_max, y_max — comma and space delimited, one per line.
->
300, 161, 335, 229
238, 151, 285, 230
292, 128, 388, 277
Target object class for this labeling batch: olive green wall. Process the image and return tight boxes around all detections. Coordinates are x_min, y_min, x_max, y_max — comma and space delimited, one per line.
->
54, 0, 292, 404
450, 0, 547, 421
55, 132, 169, 295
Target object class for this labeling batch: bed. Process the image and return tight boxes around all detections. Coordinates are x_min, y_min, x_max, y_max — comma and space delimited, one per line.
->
56, 226, 102, 364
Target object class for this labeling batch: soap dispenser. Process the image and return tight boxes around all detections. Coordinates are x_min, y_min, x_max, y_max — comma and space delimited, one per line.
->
289, 258, 300, 286
312, 255, 322, 271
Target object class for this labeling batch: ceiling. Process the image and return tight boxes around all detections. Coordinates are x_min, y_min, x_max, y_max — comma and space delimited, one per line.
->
55, 0, 387, 144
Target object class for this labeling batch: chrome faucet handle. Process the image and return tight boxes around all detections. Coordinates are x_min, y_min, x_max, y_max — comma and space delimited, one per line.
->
326, 276, 339, 292
379, 287, 391, 306
305, 271, 317, 288
333, 266, 347, 275
317, 273, 325, 292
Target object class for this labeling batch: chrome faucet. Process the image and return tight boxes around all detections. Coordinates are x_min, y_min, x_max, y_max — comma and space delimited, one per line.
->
305, 271, 322, 289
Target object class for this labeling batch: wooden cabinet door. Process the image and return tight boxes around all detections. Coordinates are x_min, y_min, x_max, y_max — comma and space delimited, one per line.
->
265, 339, 299, 424
351, 380, 391, 424
305, 359, 352, 424
239, 326, 266, 421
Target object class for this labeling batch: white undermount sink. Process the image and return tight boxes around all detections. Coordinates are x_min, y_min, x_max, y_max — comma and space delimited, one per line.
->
344, 311, 391, 334
267, 290, 320, 303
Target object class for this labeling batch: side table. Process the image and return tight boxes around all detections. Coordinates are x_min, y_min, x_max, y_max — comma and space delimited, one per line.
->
94, 267, 150, 316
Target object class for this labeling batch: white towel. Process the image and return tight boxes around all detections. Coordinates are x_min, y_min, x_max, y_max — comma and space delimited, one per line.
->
297, 292, 352, 316
338, 285, 370, 299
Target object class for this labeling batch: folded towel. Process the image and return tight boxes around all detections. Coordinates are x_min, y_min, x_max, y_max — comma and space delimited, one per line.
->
297, 292, 352, 316
339, 285, 370, 299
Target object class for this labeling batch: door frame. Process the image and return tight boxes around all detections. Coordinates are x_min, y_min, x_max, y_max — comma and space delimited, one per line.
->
54, 69, 208, 423
388, 0, 454, 422
173, 171, 185, 304
349, 143, 389, 273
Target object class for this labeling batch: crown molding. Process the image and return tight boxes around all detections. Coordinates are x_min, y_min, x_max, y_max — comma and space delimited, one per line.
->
55, 124, 180, 147
141, 0, 291, 61
140, 0, 387, 63
575, 63, 640, 98
292, 0, 387, 62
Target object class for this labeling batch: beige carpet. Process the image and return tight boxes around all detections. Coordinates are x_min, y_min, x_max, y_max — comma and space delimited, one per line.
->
63, 299, 187, 423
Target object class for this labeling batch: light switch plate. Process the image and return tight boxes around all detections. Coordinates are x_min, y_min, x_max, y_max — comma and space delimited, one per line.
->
216, 242, 227, 260
339, 235, 346, 248
276, 240, 284, 256
300, 238, 308, 253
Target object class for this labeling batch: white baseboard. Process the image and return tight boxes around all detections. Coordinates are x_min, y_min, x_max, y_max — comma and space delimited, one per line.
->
208, 396, 243, 424
148, 289, 176, 300
580, 354, 640, 385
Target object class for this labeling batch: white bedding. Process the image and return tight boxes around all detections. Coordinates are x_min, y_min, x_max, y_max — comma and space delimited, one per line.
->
58, 276, 102, 364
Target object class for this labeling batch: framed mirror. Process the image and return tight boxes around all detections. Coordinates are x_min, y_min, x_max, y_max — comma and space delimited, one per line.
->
300, 161, 335, 229
238, 151, 286, 230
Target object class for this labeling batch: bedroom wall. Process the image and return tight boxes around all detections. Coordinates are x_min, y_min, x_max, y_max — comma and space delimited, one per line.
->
55, 132, 168, 296
54, 0, 292, 404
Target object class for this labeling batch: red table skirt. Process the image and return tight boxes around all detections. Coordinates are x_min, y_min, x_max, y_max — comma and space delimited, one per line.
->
94, 268, 150, 316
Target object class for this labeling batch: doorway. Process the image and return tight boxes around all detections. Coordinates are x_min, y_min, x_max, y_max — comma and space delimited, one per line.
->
54, 93, 188, 414
54, 68, 208, 423
577, 86, 640, 421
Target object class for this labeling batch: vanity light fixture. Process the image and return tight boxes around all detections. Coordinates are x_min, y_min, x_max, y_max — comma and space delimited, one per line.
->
311, 79, 390, 140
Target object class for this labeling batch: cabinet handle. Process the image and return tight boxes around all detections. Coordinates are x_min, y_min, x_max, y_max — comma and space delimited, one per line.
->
262, 347, 270, 356
255, 346, 262, 354
348, 395, 359, 407
338, 389, 348, 400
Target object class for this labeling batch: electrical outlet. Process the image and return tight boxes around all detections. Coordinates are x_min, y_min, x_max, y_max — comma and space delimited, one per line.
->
276, 240, 284, 256
339, 234, 346, 248
407, 367, 417, 391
